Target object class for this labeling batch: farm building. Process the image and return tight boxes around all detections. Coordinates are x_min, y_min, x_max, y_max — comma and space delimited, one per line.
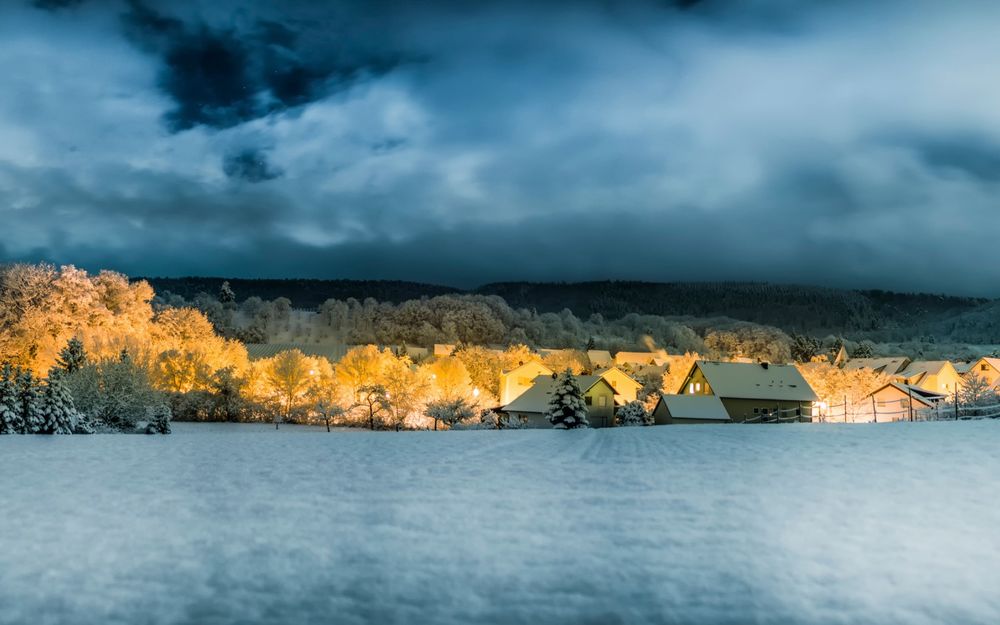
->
675, 361, 817, 423
652, 395, 730, 425
502, 374, 617, 428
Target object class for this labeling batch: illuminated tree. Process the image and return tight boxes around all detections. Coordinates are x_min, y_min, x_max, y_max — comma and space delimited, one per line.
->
263, 349, 313, 425
425, 356, 472, 401
959, 374, 997, 407
426, 397, 476, 430
355, 384, 390, 430
661, 352, 701, 396
545, 370, 589, 429
542, 349, 590, 375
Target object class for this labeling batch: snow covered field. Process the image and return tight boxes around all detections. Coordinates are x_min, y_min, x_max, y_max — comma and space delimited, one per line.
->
2, 422, 999, 625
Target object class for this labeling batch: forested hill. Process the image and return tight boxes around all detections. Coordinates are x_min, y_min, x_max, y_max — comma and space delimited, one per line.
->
142, 277, 460, 307
476, 282, 989, 335
142, 277, 997, 341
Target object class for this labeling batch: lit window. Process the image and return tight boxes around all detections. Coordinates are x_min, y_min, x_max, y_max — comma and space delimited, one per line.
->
688, 383, 695, 394
695, 382, 702, 392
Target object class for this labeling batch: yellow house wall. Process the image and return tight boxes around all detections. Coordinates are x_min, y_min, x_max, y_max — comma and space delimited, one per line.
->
499, 362, 551, 406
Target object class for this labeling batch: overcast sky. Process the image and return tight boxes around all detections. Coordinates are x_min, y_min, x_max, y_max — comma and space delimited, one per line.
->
1, 0, 999, 294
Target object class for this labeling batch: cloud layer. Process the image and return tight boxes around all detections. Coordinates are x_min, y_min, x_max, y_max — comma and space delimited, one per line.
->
2, 0, 1000, 294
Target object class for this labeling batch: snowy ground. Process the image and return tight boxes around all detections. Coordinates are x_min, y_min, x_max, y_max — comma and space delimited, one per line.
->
2, 422, 999, 625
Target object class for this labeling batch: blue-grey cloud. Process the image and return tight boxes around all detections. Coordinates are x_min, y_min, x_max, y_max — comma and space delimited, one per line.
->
2, 0, 1000, 296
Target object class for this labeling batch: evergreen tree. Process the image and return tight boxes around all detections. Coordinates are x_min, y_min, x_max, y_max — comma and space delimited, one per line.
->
56, 337, 87, 373
38, 369, 77, 435
219, 281, 236, 306
545, 369, 589, 429
791, 334, 821, 363
0, 364, 23, 434
16, 370, 43, 434
145, 404, 172, 435
586, 336, 596, 351
851, 341, 874, 358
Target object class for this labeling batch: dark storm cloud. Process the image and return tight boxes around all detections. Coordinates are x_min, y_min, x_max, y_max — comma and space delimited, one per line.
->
31, 0, 84, 10
121, 1, 411, 131
223, 148, 282, 182
4, 0, 1000, 296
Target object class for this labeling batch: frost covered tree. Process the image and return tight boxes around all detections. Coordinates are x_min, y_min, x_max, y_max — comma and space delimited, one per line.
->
617, 400, 651, 426
355, 384, 390, 430
0, 364, 23, 434
851, 341, 874, 358
545, 370, 589, 429
959, 374, 998, 408
38, 369, 77, 435
426, 397, 476, 430
145, 404, 172, 434
56, 337, 87, 373
219, 281, 236, 306
791, 335, 821, 363
16, 369, 43, 434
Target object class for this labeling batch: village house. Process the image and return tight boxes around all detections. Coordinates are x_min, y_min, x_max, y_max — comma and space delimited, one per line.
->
961, 357, 1000, 388
860, 382, 947, 422
895, 361, 963, 397
433, 344, 457, 357
843, 357, 912, 376
498, 361, 553, 405
674, 361, 818, 422
587, 350, 613, 369
652, 394, 730, 425
593, 366, 643, 404
502, 374, 617, 428
614, 351, 667, 367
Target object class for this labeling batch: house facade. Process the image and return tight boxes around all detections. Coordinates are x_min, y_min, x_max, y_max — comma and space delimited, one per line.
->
862, 382, 946, 422
962, 357, 1000, 388
502, 375, 617, 428
594, 366, 643, 404
675, 361, 817, 423
896, 361, 963, 397
499, 361, 553, 406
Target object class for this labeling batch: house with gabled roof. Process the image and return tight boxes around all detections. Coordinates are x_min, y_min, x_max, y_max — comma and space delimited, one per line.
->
587, 350, 613, 369
896, 361, 962, 397
675, 361, 817, 423
961, 357, 1000, 388
614, 351, 665, 367
502, 374, 617, 428
844, 357, 911, 377
652, 395, 730, 425
594, 366, 643, 403
498, 360, 553, 406
862, 382, 947, 422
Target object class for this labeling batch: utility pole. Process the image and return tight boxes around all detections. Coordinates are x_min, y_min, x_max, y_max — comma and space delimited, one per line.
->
908, 386, 914, 422
871, 395, 878, 423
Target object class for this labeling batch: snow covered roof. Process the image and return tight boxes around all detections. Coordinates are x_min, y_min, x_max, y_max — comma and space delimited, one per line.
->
656, 395, 730, 421
691, 361, 818, 402
965, 357, 1000, 376
587, 350, 613, 367
594, 367, 642, 390
245, 343, 348, 362
500, 360, 552, 377
898, 361, 955, 382
871, 382, 946, 408
502, 375, 614, 414
844, 357, 911, 376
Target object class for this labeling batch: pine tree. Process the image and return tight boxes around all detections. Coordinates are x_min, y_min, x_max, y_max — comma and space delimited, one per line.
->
219, 281, 236, 306
545, 369, 589, 429
16, 370, 43, 434
145, 404, 172, 435
38, 369, 77, 435
56, 337, 87, 374
0, 364, 23, 435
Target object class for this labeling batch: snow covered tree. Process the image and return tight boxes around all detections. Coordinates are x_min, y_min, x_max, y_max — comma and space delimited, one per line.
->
959, 374, 998, 408
791, 335, 821, 363
426, 397, 476, 430
545, 370, 589, 429
355, 384, 390, 430
55, 337, 87, 374
145, 404, 172, 434
617, 400, 652, 426
219, 281, 236, 306
16, 369, 43, 434
38, 369, 77, 434
851, 341, 874, 358
0, 364, 22, 434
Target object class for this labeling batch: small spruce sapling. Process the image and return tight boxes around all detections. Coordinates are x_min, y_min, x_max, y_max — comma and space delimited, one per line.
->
545, 369, 589, 429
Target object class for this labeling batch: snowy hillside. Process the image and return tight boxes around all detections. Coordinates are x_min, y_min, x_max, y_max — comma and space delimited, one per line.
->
1, 423, 999, 625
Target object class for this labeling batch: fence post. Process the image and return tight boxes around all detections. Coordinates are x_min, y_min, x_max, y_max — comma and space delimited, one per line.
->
954, 388, 960, 420
908, 386, 914, 422
844, 395, 848, 423
871, 395, 877, 423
